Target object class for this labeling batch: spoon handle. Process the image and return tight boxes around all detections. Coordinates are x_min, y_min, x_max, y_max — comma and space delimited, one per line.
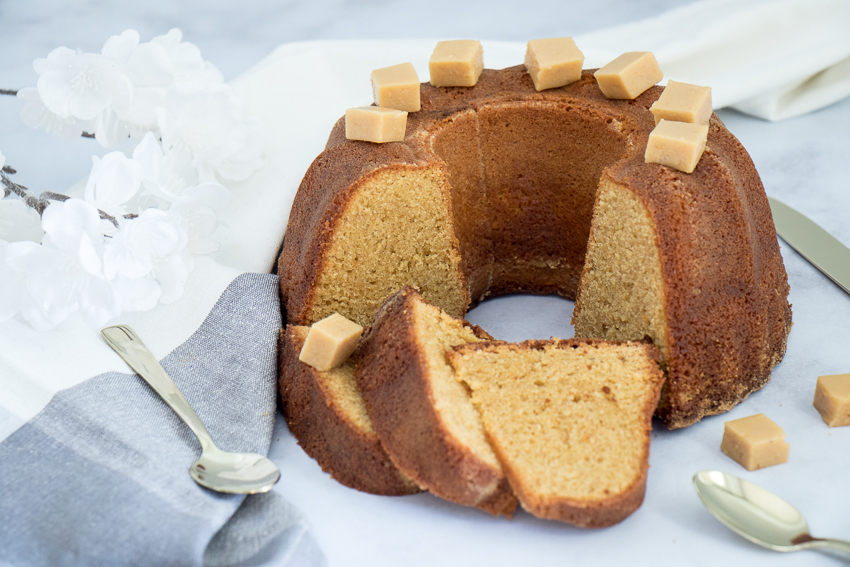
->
817, 538, 850, 555
101, 325, 215, 451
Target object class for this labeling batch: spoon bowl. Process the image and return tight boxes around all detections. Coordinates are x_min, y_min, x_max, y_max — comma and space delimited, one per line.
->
191, 448, 281, 494
693, 470, 850, 554
102, 324, 281, 494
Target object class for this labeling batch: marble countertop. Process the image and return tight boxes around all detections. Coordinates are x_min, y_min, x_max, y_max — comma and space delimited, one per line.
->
3, 1, 849, 566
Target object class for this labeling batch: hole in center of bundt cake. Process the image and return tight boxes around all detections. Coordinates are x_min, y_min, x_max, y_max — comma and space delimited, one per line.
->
465, 294, 575, 343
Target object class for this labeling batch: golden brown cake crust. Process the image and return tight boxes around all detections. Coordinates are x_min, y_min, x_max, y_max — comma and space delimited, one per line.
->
354, 287, 518, 517
593, 114, 792, 428
450, 338, 664, 527
279, 326, 421, 496
279, 65, 792, 429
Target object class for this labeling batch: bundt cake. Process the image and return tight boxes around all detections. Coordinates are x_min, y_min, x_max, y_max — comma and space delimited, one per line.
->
354, 287, 518, 517
278, 65, 792, 429
448, 338, 664, 527
279, 326, 421, 495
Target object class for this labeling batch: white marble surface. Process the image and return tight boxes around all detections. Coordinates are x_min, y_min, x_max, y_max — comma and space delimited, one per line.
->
3, 1, 850, 566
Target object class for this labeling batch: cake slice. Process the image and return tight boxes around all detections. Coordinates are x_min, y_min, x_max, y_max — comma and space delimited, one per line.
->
355, 287, 518, 517
448, 338, 664, 527
279, 326, 421, 495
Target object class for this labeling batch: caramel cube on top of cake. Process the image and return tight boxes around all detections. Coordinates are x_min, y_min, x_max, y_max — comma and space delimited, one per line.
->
429, 40, 484, 87
345, 106, 407, 143
524, 37, 585, 91
371, 62, 421, 112
650, 80, 712, 125
720, 414, 789, 471
299, 313, 364, 371
644, 119, 708, 174
814, 373, 850, 427
595, 52, 663, 100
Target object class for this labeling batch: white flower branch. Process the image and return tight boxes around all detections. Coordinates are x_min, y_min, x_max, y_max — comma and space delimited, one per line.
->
1, 166, 131, 228
0, 28, 264, 331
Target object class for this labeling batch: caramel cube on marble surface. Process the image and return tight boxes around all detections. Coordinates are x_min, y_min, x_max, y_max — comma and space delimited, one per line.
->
595, 52, 663, 99
650, 80, 712, 125
371, 62, 421, 112
429, 40, 484, 87
721, 414, 789, 471
299, 313, 364, 371
644, 119, 708, 173
345, 106, 407, 143
524, 37, 584, 91
814, 373, 850, 427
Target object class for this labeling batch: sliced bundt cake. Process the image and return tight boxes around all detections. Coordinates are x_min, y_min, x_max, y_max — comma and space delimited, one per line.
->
355, 287, 518, 517
279, 326, 421, 496
278, 65, 791, 428
448, 338, 665, 527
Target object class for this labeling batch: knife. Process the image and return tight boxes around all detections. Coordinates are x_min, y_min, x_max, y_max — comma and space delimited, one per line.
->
768, 197, 850, 296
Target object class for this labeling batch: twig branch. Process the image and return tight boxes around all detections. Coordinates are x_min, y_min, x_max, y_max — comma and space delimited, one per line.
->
1, 167, 135, 228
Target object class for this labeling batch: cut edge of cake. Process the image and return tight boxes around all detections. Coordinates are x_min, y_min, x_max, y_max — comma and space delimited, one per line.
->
354, 286, 518, 517
449, 338, 665, 527
279, 326, 422, 496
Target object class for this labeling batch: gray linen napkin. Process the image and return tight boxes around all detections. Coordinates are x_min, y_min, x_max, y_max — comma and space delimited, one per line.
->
0, 273, 325, 567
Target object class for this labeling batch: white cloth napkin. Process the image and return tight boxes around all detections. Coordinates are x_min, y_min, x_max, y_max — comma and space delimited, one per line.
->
1, 0, 848, 563
576, 0, 850, 121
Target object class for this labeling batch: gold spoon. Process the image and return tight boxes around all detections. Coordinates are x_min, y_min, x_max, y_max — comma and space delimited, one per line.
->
693, 470, 850, 555
102, 324, 280, 494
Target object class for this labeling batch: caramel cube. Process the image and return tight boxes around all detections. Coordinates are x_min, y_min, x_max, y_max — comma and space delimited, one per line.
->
595, 52, 663, 99
345, 107, 407, 143
524, 37, 584, 91
429, 40, 484, 87
650, 80, 712, 125
721, 414, 789, 471
299, 313, 364, 371
371, 62, 421, 112
814, 373, 850, 427
644, 119, 708, 173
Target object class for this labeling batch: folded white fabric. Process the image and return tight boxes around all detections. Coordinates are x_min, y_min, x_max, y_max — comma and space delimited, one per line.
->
576, 0, 850, 121
1, 0, 848, 564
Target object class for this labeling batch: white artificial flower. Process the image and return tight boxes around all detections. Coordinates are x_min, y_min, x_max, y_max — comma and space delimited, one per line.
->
104, 29, 173, 132
5, 28, 267, 331
152, 243, 193, 303
132, 132, 230, 253
18, 87, 89, 140
35, 46, 132, 121
4, 199, 120, 330
0, 199, 45, 243
170, 184, 230, 254
0, 199, 120, 331
101, 29, 140, 68
133, 131, 195, 203
158, 82, 263, 183
91, 107, 151, 148
84, 151, 144, 220
103, 207, 192, 308
152, 29, 223, 86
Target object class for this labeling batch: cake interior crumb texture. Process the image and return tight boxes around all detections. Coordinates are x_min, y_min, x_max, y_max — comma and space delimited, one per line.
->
288, 326, 374, 436
451, 339, 663, 526
574, 179, 669, 362
412, 298, 501, 471
308, 165, 468, 327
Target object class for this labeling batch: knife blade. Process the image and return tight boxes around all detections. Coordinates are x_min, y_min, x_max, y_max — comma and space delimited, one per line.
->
768, 196, 850, 296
